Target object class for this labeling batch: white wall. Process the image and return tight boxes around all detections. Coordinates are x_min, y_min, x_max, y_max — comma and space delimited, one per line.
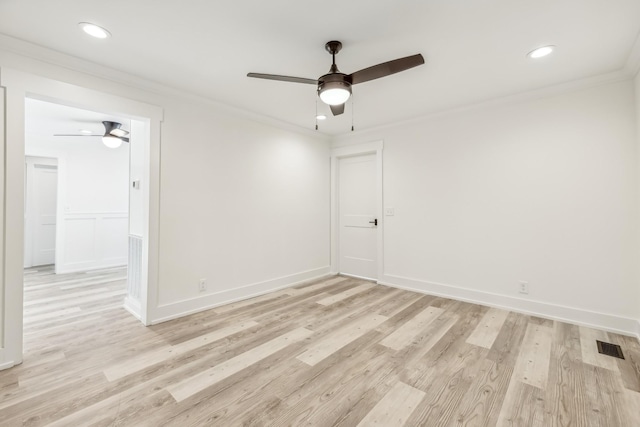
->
334, 80, 640, 334
635, 71, 640, 332
26, 134, 130, 273
156, 100, 330, 317
0, 40, 331, 334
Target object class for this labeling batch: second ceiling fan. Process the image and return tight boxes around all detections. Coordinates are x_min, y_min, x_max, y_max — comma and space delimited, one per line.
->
248, 41, 425, 116
54, 121, 130, 148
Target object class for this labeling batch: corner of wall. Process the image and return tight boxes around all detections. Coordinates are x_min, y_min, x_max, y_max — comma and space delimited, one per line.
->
378, 274, 640, 338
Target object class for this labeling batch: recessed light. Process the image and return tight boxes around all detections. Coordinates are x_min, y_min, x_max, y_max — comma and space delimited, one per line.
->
316, 115, 327, 120
79, 129, 92, 134
528, 45, 555, 59
79, 22, 111, 39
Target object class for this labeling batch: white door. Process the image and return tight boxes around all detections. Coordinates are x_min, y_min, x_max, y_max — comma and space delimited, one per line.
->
338, 154, 377, 279
25, 158, 58, 267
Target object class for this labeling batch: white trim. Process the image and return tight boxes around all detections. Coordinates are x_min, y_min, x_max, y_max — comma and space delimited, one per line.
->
0, 34, 323, 140
333, 70, 630, 139
0, 34, 633, 142
56, 261, 127, 275
378, 274, 640, 339
152, 267, 333, 324
339, 272, 377, 282
124, 296, 142, 321
0, 67, 161, 369
0, 360, 15, 371
331, 140, 383, 158
330, 141, 384, 280
0, 86, 6, 356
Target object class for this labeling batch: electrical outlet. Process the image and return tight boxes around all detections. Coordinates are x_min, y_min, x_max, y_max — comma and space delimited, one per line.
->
518, 281, 529, 294
198, 278, 207, 292
385, 207, 395, 216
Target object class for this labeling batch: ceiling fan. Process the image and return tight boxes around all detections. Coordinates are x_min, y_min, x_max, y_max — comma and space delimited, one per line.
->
247, 41, 425, 116
54, 121, 129, 148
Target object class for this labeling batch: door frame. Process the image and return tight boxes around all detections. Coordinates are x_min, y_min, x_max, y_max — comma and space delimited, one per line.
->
0, 68, 163, 369
330, 141, 384, 280
23, 156, 58, 269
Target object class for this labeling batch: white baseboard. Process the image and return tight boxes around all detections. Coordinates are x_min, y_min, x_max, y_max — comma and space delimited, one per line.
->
378, 274, 640, 339
123, 296, 142, 322
0, 360, 16, 371
56, 260, 127, 274
151, 266, 333, 324
0, 348, 17, 371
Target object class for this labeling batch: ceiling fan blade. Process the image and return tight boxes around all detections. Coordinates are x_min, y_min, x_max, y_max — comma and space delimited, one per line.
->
330, 103, 345, 116
349, 54, 425, 85
110, 128, 129, 137
247, 73, 317, 85
120, 137, 130, 143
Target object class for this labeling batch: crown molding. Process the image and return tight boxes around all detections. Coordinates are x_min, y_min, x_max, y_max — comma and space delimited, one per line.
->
1, 31, 635, 143
334, 69, 631, 140
0, 33, 328, 141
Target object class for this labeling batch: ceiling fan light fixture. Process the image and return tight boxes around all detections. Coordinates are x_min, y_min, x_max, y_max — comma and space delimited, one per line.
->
528, 45, 555, 59
79, 22, 111, 39
318, 80, 351, 106
102, 135, 122, 148
319, 87, 351, 106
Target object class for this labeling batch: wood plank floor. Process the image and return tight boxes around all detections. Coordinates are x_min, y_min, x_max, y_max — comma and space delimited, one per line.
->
1, 268, 639, 426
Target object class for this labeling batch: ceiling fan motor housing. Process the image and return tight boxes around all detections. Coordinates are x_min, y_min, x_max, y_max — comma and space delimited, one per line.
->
102, 121, 122, 136
318, 73, 352, 105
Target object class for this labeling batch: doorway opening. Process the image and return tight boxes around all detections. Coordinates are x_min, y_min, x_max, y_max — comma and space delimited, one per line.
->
23, 98, 133, 338
0, 68, 162, 369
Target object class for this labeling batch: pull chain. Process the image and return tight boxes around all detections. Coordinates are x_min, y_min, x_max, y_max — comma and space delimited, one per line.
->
351, 94, 355, 132
315, 99, 318, 130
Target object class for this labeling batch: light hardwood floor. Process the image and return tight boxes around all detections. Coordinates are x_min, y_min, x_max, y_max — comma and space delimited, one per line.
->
1, 267, 639, 426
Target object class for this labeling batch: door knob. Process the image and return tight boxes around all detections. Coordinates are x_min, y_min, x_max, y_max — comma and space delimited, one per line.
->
369, 219, 378, 226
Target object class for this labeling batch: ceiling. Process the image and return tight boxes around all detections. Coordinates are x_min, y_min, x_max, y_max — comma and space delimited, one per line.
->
2, 0, 640, 136
25, 98, 130, 140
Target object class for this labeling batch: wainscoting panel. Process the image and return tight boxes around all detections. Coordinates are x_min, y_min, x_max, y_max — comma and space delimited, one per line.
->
100, 217, 129, 262
124, 234, 143, 320
127, 234, 142, 301
63, 217, 96, 264
57, 212, 128, 273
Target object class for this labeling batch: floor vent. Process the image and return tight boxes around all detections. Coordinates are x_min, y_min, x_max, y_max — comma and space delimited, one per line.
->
596, 340, 625, 359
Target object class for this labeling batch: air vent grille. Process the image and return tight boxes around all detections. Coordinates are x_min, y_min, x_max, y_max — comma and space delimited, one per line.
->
596, 340, 624, 359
